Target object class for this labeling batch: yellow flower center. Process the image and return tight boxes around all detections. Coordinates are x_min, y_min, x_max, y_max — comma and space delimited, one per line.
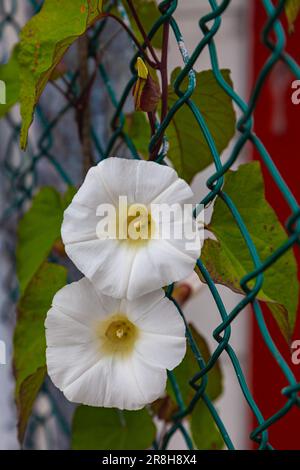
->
97, 314, 138, 356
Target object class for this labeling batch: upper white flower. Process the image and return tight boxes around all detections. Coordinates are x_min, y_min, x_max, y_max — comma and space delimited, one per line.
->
61, 157, 200, 299
45, 277, 186, 410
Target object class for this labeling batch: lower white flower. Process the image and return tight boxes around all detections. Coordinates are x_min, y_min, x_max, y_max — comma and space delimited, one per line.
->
45, 277, 186, 410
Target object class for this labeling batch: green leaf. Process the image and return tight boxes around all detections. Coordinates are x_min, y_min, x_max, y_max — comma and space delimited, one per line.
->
16, 366, 47, 445
0, 46, 20, 117
16, 186, 75, 295
285, 0, 300, 32
205, 161, 299, 342
14, 262, 67, 442
191, 400, 224, 450
199, 238, 293, 338
72, 407, 156, 450
19, 0, 103, 149
166, 325, 224, 448
167, 68, 236, 183
124, 112, 150, 158
168, 324, 223, 405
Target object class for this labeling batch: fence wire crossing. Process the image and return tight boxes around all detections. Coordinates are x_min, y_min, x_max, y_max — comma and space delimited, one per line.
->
0, 0, 300, 450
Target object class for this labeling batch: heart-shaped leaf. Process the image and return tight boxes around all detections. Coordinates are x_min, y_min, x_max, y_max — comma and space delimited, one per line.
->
203, 161, 299, 342
0, 45, 20, 117
167, 68, 236, 183
16, 186, 75, 294
19, 0, 103, 149
14, 262, 67, 442
72, 407, 156, 450
191, 400, 224, 450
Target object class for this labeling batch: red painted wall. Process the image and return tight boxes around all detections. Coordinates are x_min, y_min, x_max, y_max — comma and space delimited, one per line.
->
252, 2, 300, 449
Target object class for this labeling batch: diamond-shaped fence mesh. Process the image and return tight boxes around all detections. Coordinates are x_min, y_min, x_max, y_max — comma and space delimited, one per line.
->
0, 0, 300, 450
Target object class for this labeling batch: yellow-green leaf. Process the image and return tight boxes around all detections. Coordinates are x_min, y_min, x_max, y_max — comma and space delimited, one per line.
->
14, 262, 67, 442
205, 161, 299, 342
285, 0, 300, 32
0, 46, 20, 118
16, 186, 75, 295
19, 0, 103, 149
191, 400, 224, 450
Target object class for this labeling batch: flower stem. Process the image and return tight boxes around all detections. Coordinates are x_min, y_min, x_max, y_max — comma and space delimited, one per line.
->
125, 0, 160, 66
102, 12, 159, 69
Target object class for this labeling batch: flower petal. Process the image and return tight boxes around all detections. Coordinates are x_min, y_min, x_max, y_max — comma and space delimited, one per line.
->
62, 203, 98, 244
45, 281, 186, 409
46, 342, 101, 391
125, 239, 197, 299
65, 238, 139, 299
151, 177, 194, 205
61, 157, 199, 299
135, 160, 179, 204
98, 157, 140, 205
71, 164, 116, 208
132, 295, 185, 336
98, 158, 186, 205
121, 289, 165, 320
45, 307, 94, 347
50, 277, 121, 325
62, 354, 167, 409
132, 295, 186, 370
135, 333, 186, 370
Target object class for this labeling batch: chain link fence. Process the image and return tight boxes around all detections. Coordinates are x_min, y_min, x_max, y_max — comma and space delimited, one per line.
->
0, 0, 300, 450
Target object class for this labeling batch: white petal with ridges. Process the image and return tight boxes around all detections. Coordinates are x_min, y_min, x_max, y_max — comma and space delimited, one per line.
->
61, 157, 200, 299
125, 239, 197, 299
135, 161, 178, 204
51, 277, 121, 324
62, 354, 167, 409
45, 280, 186, 410
135, 333, 186, 370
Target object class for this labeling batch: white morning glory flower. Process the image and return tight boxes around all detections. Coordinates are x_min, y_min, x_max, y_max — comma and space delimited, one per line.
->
61, 157, 201, 300
45, 277, 186, 409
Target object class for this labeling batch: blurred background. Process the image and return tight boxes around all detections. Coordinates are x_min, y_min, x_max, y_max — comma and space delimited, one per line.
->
0, 0, 299, 450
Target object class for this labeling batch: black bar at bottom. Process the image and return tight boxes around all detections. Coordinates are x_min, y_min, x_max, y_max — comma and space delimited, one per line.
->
0, 450, 299, 466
